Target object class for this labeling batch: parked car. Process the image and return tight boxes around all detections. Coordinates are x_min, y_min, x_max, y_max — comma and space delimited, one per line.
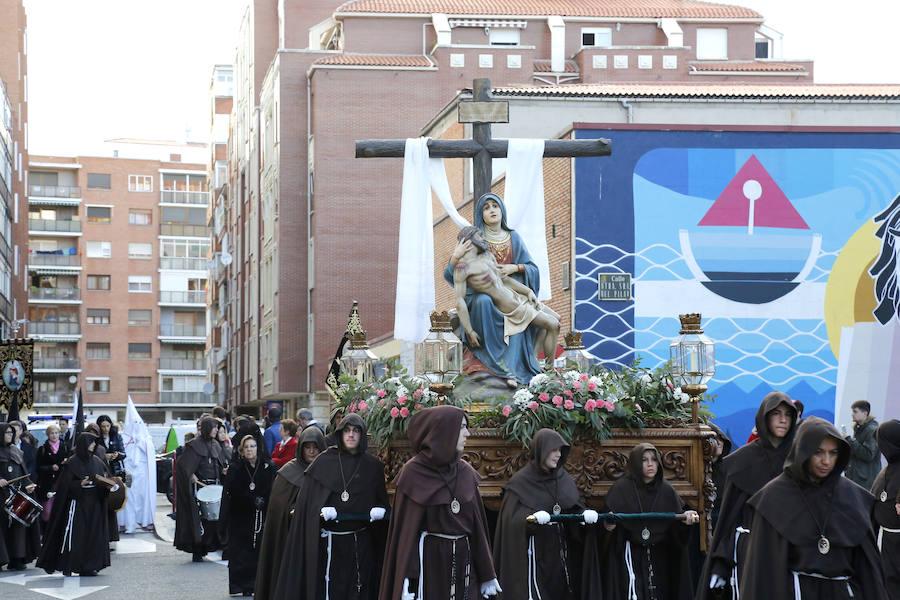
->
149, 423, 197, 505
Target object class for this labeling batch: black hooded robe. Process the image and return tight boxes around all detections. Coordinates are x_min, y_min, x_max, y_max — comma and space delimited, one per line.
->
493, 428, 584, 600
602, 443, 694, 600
871, 419, 900, 600
36, 433, 110, 575
739, 417, 888, 600
273, 413, 389, 600
255, 427, 327, 600
379, 406, 497, 600
0, 423, 41, 568
697, 391, 798, 600
173, 418, 226, 556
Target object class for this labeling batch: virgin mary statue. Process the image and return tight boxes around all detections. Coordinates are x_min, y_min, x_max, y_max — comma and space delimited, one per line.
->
444, 193, 543, 385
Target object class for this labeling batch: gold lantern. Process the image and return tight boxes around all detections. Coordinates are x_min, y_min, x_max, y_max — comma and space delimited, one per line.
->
669, 313, 716, 423
556, 331, 596, 371
415, 311, 463, 396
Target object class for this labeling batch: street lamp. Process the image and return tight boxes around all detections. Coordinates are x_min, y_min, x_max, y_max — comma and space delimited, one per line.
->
415, 311, 463, 396
669, 313, 716, 423
556, 331, 596, 371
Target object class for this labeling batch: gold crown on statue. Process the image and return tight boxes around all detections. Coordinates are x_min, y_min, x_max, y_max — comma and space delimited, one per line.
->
678, 313, 704, 334
429, 311, 453, 332
563, 331, 585, 350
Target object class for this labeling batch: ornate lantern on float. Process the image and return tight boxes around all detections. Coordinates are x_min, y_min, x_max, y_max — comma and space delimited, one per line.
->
338, 303, 378, 383
669, 313, 716, 423
415, 311, 463, 396
556, 331, 596, 371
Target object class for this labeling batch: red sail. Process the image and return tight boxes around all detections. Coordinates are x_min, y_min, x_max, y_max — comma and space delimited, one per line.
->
698, 155, 809, 229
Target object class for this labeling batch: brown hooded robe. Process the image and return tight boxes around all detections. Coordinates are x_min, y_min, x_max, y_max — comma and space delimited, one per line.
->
740, 417, 888, 600
871, 419, 900, 600
492, 428, 584, 600
697, 391, 798, 599
273, 413, 389, 600
378, 406, 496, 600
0, 422, 42, 568
254, 426, 327, 600
173, 417, 226, 556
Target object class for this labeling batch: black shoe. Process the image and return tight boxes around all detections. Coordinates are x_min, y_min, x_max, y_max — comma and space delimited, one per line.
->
8, 561, 25, 571
192, 553, 205, 563
63, 571, 72, 577
242, 593, 252, 597
78, 570, 99, 576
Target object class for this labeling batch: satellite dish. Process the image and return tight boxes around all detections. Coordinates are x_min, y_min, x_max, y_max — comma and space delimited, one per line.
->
220, 251, 233, 266
202, 382, 216, 395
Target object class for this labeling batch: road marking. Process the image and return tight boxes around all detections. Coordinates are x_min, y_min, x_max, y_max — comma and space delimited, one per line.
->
0, 572, 63, 586
114, 538, 157, 554
31, 577, 108, 600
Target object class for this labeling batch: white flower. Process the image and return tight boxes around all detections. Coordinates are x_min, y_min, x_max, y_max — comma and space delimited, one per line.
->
639, 373, 652, 385
589, 375, 605, 387
384, 376, 402, 386
674, 387, 690, 403
396, 385, 409, 399
529, 373, 549, 388
563, 370, 581, 381
513, 388, 534, 408
421, 389, 438, 401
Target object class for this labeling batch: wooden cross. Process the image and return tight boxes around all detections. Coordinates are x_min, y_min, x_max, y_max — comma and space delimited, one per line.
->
355, 78, 611, 200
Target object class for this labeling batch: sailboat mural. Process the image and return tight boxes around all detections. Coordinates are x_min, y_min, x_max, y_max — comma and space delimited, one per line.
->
679, 155, 822, 304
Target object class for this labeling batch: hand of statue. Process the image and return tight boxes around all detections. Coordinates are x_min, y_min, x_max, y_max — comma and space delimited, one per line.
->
603, 511, 617, 531
450, 239, 472, 265
498, 263, 519, 276
526, 290, 538, 306
466, 329, 481, 348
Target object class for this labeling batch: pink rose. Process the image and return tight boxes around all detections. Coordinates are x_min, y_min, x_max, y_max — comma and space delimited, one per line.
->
390, 407, 400, 418
554, 380, 562, 385
573, 381, 582, 391
397, 396, 407, 405
502, 405, 512, 417
358, 401, 368, 411
349, 403, 357, 412
580, 374, 589, 381
584, 399, 596, 412
635, 403, 643, 412
377, 389, 387, 398
667, 382, 674, 390
378, 399, 386, 407
400, 407, 409, 418
415, 404, 423, 410
563, 390, 574, 398
588, 381, 597, 392
528, 401, 539, 411
564, 400, 575, 410
538, 392, 550, 403
414, 388, 423, 399
552, 395, 563, 406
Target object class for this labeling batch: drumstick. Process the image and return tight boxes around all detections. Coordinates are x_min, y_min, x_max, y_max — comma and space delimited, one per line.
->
1, 473, 33, 485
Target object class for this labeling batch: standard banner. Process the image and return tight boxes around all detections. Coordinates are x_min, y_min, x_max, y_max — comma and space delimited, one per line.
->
0, 339, 34, 417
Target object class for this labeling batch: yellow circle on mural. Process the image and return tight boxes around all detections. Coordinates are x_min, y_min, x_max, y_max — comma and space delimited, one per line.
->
824, 219, 879, 358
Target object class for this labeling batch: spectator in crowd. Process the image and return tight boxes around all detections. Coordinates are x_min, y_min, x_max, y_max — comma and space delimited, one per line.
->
96, 415, 126, 479
844, 400, 881, 490
216, 420, 233, 464
36, 423, 67, 535
262, 406, 283, 455
296, 408, 325, 433
58, 417, 74, 449
213, 406, 232, 433
269, 419, 298, 468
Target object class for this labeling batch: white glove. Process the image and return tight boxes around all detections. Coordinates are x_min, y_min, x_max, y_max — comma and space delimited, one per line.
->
402, 577, 416, 600
531, 510, 551, 525
369, 506, 386, 522
582, 509, 598, 524
710, 574, 727, 589
321, 506, 338, 521
480, 578, 502, 598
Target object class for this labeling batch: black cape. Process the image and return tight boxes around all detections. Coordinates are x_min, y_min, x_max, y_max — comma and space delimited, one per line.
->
255, 426, 327, 600
871, 419, 900, 600
0, 423, 41, 568
379, 406, 496, 600
740, 417, 888, 600
493, 428, 584, 600
697, 391, 798, 599
273, 413, 389, 600
173, 424, 226, 555
602, 443, 694, 600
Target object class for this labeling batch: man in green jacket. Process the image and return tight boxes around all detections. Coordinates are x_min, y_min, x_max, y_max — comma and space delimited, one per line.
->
844, 400, 881, 489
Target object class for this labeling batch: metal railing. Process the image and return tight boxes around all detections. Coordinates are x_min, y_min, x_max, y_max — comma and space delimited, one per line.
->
29, 218, 82, 233
159, 223, 211, 237
35, 391, 76, 404
158, 391, 210, 404
28, 253, 81, 267
160, 190, 209, 205
159, 356, 205, 370
28, 185, 82, 199
30, 321, 81, 335
29, 287, 81, 301
159, 290, 207, 305
159, 323, 206, 337
160, 256, 207, 270
34, 356, 81, 370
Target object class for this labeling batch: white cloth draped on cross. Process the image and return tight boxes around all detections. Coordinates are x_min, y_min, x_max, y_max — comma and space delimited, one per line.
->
394, 137, 551, 343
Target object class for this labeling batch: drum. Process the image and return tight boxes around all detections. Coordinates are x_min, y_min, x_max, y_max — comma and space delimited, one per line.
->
4, 489, 43, 526
93, 474, 128, 512
196, 484, 223, 521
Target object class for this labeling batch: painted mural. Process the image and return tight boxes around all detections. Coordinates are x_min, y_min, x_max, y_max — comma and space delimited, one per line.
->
573, 128, 900, 443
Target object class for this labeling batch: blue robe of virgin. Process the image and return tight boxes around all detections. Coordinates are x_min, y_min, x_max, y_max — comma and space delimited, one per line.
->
443, 193, 542, 384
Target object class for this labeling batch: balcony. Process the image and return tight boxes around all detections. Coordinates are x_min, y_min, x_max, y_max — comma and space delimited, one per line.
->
29, 218, 82, 235
158, 391, 210, 404
30, 321, 81, 336
159, 356, 205, 371
28, 253, 81, 268
29, 287, 81, 302
34, 391, 76, 405
160, 256, 207, 271
159, 290, 207, 305
160, 190, 209, 205
160, 223, 211, 237
34, 356, 81, 371
28, 185, 82, 201
159, 323, 206, 338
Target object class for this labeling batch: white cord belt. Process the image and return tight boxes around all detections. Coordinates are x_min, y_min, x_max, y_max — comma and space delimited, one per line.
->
791, 571, 852, 599
730, 526, 750, 600
527, 535, 543, 600
624, 540, 638, 600
321, 527, 366, 600
61, 499, 77, 553
877, 525, 900, 551
417, 531, 468, 600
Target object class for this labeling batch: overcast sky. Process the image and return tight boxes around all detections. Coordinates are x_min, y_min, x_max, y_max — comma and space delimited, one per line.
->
22, 0, 900, 156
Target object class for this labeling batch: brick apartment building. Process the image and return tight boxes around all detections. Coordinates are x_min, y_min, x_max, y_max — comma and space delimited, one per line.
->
27, 147, 212, 422
216, 0, 812, 419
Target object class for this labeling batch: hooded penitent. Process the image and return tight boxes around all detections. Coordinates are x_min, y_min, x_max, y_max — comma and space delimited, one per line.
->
379, 406, 496, 600
173, 416, 226, 555
0, 421, 39, 569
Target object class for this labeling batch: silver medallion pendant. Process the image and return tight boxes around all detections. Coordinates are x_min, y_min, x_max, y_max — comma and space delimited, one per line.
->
341, 490, 350, 503
881, 490, 888, 502
641, 527, 651, 541
450, 498, 461, 514
249, 482, 256, 491
552, 503, 562, 515
817, 536, 831, 555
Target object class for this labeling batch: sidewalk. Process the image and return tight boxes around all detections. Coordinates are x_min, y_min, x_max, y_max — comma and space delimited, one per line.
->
154, 493, 175, 543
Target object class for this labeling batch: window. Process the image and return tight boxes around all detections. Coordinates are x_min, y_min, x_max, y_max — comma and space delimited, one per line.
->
161, 206, 207, 225
128, 309, 152, 326
86, 378, 110, 393
86, 206, 111, 224
87, 173, 111, 189
696, 28, 728, 60
489, 28, 520, 46
86, 342, 110, 359
128, 275, 152, 292
86, 241, 111, 258
128, 376, 152, 392
129, 209, 152, 225
755, 33, 772, 59
581, 27, 612, 47
128, 175, 153, 192
128, 343, 151, 360
86, 274, 110, 290
86, 308, 110, 325
128, 242, 152, 259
